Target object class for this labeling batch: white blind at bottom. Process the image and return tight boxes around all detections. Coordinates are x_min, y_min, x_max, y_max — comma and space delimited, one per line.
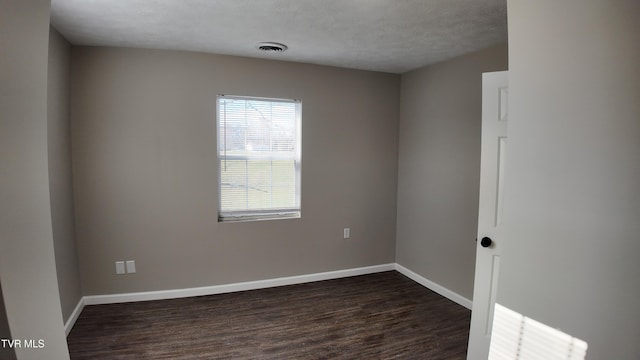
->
489, 303, 588, 360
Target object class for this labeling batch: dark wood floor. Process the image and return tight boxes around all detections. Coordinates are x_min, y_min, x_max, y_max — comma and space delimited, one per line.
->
67, 271, 471, 359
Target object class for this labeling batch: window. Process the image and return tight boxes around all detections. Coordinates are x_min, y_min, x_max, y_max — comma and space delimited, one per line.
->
217, 95, 301, 222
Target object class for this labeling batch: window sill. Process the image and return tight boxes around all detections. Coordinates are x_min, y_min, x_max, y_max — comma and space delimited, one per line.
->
218, 211, 301, 223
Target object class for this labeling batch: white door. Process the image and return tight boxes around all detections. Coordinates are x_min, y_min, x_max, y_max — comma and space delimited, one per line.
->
467, 71, 508, 359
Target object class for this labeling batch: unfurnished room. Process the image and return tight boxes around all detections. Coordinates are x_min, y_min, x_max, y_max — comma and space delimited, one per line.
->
1, 1, 639, 359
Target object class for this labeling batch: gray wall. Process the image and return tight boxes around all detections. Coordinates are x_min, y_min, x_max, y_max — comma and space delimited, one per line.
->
0, 0, 70, 359
500, 1, 640, 358
396, 44, 508, 300
48, 26, 82, 325
70, 47, 399, 295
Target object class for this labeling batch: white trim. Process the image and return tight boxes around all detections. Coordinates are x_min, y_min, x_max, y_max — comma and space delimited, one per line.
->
83, 264, 395, 306
65, 263, 471, 336
394, 264, 472, 309
64, 297, 85, 336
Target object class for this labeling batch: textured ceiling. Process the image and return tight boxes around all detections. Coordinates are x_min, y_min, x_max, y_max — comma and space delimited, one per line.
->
50, 0, 507, 74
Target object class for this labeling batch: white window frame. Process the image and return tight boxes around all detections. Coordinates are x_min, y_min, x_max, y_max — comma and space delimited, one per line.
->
216, 95, 301, 222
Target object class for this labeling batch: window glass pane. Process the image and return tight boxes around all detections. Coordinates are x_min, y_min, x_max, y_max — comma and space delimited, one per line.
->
218, 98, 298, 157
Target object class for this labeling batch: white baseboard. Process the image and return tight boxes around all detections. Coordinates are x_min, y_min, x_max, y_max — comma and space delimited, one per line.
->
83, 263, 396, 306
64, 297, 85, 336
65, 262, 471, 335
394, 264, 472, 309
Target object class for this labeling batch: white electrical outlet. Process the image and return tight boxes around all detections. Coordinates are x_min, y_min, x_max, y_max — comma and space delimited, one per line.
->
115, 261, 125, 274
126, 260, 136, 274
343, 227, 351, 239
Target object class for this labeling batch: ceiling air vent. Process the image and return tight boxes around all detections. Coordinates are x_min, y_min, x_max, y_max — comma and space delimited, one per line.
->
256, 42, 288, 52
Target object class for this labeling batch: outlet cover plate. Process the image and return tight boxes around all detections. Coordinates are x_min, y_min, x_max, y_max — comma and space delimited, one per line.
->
126, 260, 136, 273
115, 261, 125, 274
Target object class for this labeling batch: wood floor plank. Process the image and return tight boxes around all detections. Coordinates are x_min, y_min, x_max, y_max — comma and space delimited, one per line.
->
67, 271, 470, 359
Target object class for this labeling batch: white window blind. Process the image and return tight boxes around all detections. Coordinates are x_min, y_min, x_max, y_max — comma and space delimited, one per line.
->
489, 303, 588, 360
217, 95, 301, 222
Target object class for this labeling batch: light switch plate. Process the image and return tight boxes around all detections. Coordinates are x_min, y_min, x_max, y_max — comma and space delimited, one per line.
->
343, 227, 351, 239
